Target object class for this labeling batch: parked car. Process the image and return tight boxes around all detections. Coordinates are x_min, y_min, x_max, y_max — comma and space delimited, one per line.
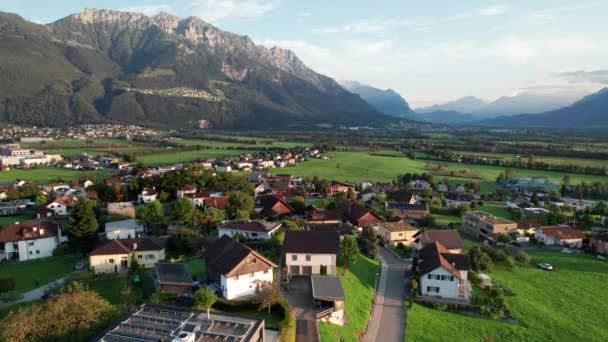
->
561, 248, 574, 254
511, 241, 522, 247
537, 263, 554, 271
75, 261, 89, 271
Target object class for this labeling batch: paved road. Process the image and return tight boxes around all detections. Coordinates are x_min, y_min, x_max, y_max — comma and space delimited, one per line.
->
0, 276, 68, 309
363, 248, 406, 342
283, 276, 320, 342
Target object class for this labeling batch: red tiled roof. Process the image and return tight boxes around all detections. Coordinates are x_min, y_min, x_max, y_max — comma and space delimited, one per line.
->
0, 221, 59, 242
89, 238, 167, 256
417, 241, 470, 280
516, 219, 542, 230
539, 225, 584, 240
204, 196, 230, 209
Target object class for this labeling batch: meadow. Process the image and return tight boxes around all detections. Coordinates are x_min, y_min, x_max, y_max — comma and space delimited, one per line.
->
406, 252, 608, 341
0, 167, 114, 184
0, 256, 79, 294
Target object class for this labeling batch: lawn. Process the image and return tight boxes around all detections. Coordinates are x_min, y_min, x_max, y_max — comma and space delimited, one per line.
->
0, 215, 35, 226
183, 259, 206, 278
406, 252, 608, 341
137, 149, 250, 166
0, 167, 114, 184
0, 256, 79, 294
477, 201, 515, 220
319, 254, 380, 342
75, 272, 156, 305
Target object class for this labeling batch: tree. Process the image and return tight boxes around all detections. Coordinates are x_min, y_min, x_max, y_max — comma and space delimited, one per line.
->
287, 196, 307, 214
496, 233, 511, 244
409, 279, 419, 298
199, 207, 226, 230
469, 245, 493, 272
69, 198, 99, 250
257, 284, 281, 314
334, 192, 348, 206
130, 254, 139, 273
194, 287, 217, 318
359, 226, 379, 259
34, 192, 47, 207
562, 175, 572, 185
227, 191, 254, 219
338, 235, 359, 275
504, 168, 516, 180
138, 200, 164, 227
515, 250, 531, 264
172, 198, 195, 224
0, 277, 16, 294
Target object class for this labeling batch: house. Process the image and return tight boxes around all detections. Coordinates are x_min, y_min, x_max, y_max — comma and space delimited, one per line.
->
311, 275, 346, 326
391, 190, 417, 204
104, 219, 144, 240
385, 202, 429, 220
0, 221, 64, 261
444, 192, 475, 207
203, 195, 230, 210
218, 220, 282, 240
255, 194, 295, 217
139, 188, 158, 203
89, 238, 167, 273
0, 199, 29, 215
71, 179, 94, 189
534, 225, 584, 248
46, 196, 76, 216
590, 234, 608, 254
408, 180, 431, 191
376, 221, 419, 246
516, 219, 542, 235
98, 304, 266, 342
107, 202, 136, 219
204, 235, 276, 300
461, 211, 518, 241
415, 229, 465, 254
330, 181, 353, 195
184, 192, 207, 207
307, 209, 341, 224
154, 263, 194, 296
306, 222, 355, 236
176, 184, 197, 198
284, 231, 340, 276
336, 200, 382, 227
417, 241, 471, 300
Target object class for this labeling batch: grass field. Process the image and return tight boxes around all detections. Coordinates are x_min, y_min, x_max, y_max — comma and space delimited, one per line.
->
0, 167, 115, 184
137, 149, 250, 166
406, 252, 608, 341
0, 215, 35, 226
183, 259, 206, 278
319, 255, 379, 342
0, 256, 79, 294
477, 201, 515, 220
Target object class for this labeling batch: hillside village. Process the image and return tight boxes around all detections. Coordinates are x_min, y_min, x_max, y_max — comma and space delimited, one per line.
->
0, 134, 607, 341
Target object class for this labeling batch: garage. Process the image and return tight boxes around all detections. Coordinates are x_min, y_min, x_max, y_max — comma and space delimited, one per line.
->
289, 265, 300, 275
301, 266, 313, 275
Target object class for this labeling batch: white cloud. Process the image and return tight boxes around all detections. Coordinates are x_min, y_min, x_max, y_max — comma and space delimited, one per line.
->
479, 5, 510, 16
298, 11, 311, 17
320, 19, 404, 34
189, 0, 274, 22
496, 36, 537, 64
554, 70, 608, 84
121, 4, 172, 16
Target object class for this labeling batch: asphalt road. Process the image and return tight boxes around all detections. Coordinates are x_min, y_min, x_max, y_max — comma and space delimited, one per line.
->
363, 247, 406, 342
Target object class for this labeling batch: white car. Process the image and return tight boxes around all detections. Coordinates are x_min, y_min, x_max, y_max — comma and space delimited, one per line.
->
561, 248, 574, 254
537, 263, 554, 271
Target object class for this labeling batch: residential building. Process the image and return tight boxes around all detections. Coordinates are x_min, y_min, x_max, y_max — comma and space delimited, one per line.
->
204, 235, 276, 300
336, 200, 382, 227
330, 181, 353, 195
0, 221, 64, 261
0, 199, 29, 215
385, 202, 429, 220
417, 241, 471, 300
97, 304, 265, 342
376, 221, 419, 246
46, 196, 76, 216
391, 190, 417, 204
107, 202, 136, 219
254, 194, 295, 217
444, 192, 475, 207
415, 229, 465, 254
534, 225, 585, 248
590, 234, 608, 254
154, 263, 194, 296
306, 222, 355, 236
203, 195, 230, 210
89, 238, 167, 273
139, 188, 157, 203
218, 220, 282, 240
284, 231, 340, 276
516, 219, 542, 235
104, 219, 144, 240
176, 184, 197, 198
461, 211, 517, 241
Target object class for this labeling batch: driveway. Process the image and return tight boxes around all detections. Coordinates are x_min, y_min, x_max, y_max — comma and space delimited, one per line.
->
283, 276, 320, 342
363, 247, 407, 342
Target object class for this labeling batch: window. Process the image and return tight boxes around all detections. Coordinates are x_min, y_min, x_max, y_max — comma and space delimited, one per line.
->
146, 254, 155, 260
426, 286, 440, 293
306, 255, 311, 261
264, 269, 269, 274
440, 275, 447, 281
449, 276, 454, 281
29, 251, 32, 255
36, 250, 40, 254
427, 274, 432, 279
137, 255, 143, 259
292, 255, 297, 261
28, 241, 34, 246
109, 259, 115, 264
251, 233, 258, 237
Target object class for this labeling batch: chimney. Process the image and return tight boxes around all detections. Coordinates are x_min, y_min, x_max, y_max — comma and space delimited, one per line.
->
132, 243, 138, 250
39, 229, 44, 235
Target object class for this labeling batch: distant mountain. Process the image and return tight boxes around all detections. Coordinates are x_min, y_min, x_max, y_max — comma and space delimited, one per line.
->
480, 88, 608, 128
0, 9, 390, 129
340, 80, 420, 121
418, 96, 487, 114
474, 93, 582, 117
419, 110, 477, 124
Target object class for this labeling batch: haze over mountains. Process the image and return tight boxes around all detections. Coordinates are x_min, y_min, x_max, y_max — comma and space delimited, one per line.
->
339, 80, 421, 121
0, 9, 390, 129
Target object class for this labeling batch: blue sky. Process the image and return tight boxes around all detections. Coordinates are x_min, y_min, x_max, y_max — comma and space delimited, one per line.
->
2, 0, 607, 107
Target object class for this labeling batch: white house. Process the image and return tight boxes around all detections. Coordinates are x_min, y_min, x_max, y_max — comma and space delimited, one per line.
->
104, 219, 144, 240
176, 184, 197, 199
534, 225, 584, 248
46, 197, 76, 216
139, 188, 158, 204
418, 241, 471, 300
0, 221, 65, 261
89, 238, 167, 274
215, 165, 232, 173
218, 220, 282, 240
284, 231, 340, 276
204, 235, 277, 300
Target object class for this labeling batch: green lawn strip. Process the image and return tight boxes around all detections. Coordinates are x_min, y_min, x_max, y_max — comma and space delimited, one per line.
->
319, 254, 379, 342
75, 271, 156, 305
461, 237, 478, 252
433, 214, 461, 224
0, 167, 114, 184
183, 259, 206, 279
0, 215, 35, 226
406, 252, 608, 341
0, 255, 79, 294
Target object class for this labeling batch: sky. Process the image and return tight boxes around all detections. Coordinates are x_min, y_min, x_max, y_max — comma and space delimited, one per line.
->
2, 0, 608, 108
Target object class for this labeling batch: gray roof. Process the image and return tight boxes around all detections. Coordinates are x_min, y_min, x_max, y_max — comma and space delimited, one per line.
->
311, 275, 345, 301
155, 263, 193, 285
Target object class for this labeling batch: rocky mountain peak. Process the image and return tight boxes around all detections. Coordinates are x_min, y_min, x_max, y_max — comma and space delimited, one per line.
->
72, 8, 148, 25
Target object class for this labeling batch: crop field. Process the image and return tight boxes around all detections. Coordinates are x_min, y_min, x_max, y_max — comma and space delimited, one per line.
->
136, 149, 251, 166
454, 150, 608, 168
406, 252, 608, 341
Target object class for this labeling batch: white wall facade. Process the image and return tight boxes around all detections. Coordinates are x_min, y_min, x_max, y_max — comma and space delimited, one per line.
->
420, 267, 468, 300
218, 228, 275, 240
0, 236, 58, 261
221, 269, 274, 300
106, 228, 137, 240
46, 202, 68, 216
285, 253, 336, 275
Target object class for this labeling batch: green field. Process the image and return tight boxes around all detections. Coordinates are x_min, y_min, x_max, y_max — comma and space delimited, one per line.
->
0, 216, 35, 226
406, 252, 608, 341
136, 149, 250, 166
0, 256, 79, 294
319, 255, 379, 342
0, 167, 114, 184
183, 259, 206, 278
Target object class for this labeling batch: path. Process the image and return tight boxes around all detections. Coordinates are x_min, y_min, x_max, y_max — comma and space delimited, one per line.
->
0, 276, 68, 309
283, 276, 320, 342
363, 247, 407, 342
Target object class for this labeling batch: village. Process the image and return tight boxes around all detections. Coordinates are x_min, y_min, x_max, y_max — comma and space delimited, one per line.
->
0, 134, 607, 342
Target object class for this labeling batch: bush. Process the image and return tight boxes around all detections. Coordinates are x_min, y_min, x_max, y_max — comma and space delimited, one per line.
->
277, 298, 296, 342
150, 291, 180, 305
434, 303, 448, 311
515, 250, 531, 264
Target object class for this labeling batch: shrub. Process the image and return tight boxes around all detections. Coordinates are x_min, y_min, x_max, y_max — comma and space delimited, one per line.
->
515, 250, 531, 264
150, 291, 180, 305
434, 303, 448, 311
277, 298, 296, 342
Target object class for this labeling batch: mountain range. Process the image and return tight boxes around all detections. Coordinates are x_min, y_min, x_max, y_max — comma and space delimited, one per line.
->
0, 9, 391, 129
339, 80, 421, 121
